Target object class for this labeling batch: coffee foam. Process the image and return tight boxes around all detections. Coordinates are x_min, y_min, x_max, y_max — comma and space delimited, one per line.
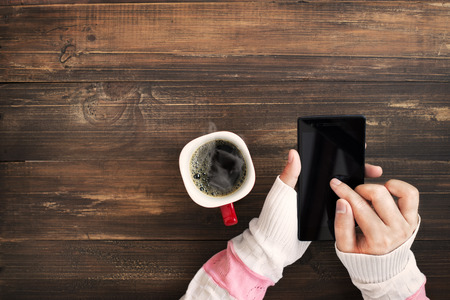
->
190, 140, 247, 197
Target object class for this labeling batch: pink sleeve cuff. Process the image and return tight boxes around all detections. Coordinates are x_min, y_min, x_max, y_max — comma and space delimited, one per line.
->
203, 241, 274, 300
406, 280, 429, 300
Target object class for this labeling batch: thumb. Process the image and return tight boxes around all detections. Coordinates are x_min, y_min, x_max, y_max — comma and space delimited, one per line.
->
279, 149, 301, 189
334, 199, 357, 253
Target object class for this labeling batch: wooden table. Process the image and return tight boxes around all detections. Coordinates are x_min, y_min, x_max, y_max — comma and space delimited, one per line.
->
1, 1, 449, 299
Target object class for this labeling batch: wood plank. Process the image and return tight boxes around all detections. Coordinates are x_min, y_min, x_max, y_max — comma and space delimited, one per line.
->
1, 82, 449, 161
0, 189, 447, 242
3, 54, 449, 83
2, 2, 447, 57
0, 0, 227, 4
1, 159, 448, 193
1, 2, 449, 82
1, 240, 448, 299
1, 0, 252, 4
6, 0, 448, 4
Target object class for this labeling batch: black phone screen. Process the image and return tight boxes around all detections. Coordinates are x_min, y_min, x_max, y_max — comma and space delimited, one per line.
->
297, 115, 365, 241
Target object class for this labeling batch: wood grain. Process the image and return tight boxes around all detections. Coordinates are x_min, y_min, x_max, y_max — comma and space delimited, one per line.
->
1, 1, 449, 299
1, 241, 449, 299
1, 82, 448, 161
1, 2, 449, 82
1, 155, 448, 241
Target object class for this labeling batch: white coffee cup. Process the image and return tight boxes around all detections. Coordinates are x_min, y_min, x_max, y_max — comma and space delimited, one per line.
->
179, 131, 256, 225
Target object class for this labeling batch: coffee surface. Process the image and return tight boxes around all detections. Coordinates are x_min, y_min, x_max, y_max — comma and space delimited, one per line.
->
190, 140, 247, 197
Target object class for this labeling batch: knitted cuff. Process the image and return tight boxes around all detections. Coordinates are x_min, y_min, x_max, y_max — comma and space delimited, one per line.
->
336, 216, 421, 284
232, 176, 310, 283
352, 251, 426, 300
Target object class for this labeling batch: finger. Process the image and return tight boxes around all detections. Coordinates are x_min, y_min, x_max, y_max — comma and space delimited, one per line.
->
279, 149, 301, 189
354, 184, 404, 227
330, 178, 384, 236
335, 199, 357, 253
365, 163, 383, 178
384, 179, 420, 227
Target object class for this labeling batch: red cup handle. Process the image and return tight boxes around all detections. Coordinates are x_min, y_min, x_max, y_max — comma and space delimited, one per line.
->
220, 203, 238, 226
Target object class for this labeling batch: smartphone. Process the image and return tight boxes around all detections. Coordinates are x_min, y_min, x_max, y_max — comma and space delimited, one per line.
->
297, 115, 365, 241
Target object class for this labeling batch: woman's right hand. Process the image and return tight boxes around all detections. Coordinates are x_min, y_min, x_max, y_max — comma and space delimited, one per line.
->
331, 177, 420, 255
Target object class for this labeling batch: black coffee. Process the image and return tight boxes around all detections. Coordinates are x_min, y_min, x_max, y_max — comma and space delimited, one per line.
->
190, 140, 247, 197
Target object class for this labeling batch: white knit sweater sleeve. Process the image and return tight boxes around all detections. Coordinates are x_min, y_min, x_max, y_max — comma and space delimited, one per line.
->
232, 176, 310, 283
182, 176, 310, 299
336, 217, 427, 300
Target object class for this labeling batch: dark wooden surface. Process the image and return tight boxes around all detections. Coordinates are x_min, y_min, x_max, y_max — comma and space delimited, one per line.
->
0, 1, 449, 299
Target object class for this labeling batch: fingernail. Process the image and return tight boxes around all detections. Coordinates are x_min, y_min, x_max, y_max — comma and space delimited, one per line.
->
330, 178, 342, 187
288, 150, 294, 164
336, 200, 346, 214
